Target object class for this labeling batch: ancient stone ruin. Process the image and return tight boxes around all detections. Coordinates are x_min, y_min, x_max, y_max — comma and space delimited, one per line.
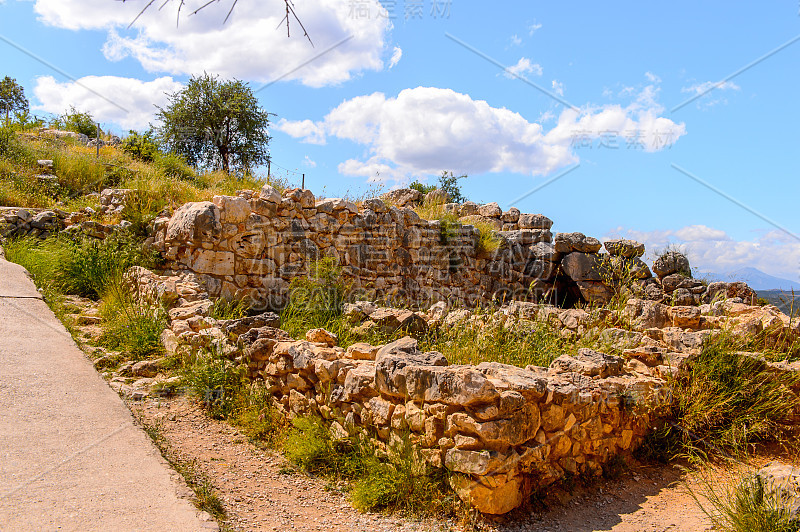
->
146, 184, 757, 312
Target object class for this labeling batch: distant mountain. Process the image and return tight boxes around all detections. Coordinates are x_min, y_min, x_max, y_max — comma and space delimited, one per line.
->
757, 290, 800, 316
700, 267, 800, 291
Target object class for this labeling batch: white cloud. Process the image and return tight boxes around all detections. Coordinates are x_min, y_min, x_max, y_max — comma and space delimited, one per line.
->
503, 57, 542, 79
32, 75, 183, 130
610, 225, 800, 281
552, 80, 564, 97
510, 34, 522, 46
303, 155, 317, 168
681, 80, 741, 108
274, 118, 328, 145
389, 46, 402, 69
528, 22, 542, 35
279, 85, 686, 184
645, 71, 661, 83
31, 0, 392, 87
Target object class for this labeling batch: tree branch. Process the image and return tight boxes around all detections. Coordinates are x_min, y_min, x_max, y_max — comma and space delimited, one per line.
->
121, 0, 312, 45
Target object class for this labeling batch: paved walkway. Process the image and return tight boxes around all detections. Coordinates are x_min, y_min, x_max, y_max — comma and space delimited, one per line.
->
0, 247, 214, 531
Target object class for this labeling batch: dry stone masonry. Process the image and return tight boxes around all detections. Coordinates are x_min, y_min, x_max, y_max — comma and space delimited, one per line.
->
123, 261, 800, 515
147, 185, 760, 312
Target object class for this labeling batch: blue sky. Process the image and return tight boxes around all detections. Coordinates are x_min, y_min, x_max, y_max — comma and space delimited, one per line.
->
2, 0, 799, 282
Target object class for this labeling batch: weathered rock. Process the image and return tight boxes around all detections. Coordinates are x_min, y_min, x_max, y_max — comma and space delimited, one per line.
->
220, 312, 280, 337
518, 213, 553, 230
549, 348, 624, 378
704, 281, 757, 305
165, 202, 222, 243
306, 328, 338, 347
478, 202, 502, 218
382, 188, 423, 207
652, 251, 691, 279
604, 239, 645, 258
554, 232, 602, 254
755, 461, 800, 519
561, 252, 605, 281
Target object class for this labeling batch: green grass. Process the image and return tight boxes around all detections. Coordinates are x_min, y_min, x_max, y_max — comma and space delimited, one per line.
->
181, 348, 248, 419
420, 315, 572, 367
284, 415, 454, 516
657, 332, 800, 457
209, 297, 250, 320
98, 275, 168, 360
689, 468, 800, 532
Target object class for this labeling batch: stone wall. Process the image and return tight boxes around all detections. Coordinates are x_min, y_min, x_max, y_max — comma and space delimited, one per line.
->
150, 185, 758, 311
129, 265, 799, 515
245, 332, 669, 514
150, 186, 561, 310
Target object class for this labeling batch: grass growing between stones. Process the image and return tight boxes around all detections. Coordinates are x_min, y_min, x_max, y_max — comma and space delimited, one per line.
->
687, 468, 800, 532
180, 347, 285, 446
419, 316, 572, 368
648, 332, 800, 459
284, 415, 455, 516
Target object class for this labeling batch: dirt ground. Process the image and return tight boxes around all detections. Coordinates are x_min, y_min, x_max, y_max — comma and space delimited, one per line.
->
128, 394, 791, 532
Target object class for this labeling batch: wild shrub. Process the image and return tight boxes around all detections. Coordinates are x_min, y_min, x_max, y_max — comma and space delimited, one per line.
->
471, 218, 502, 255
666, 333, 800, 455
120, 130, 160, 162
181, 347, 247, 419
420, 314, 570, 368
280, 257, 350, 338
99, 272, 167, 360
689, 469, 800, 532
51, 106, 99, 138
285, 416, 453, 515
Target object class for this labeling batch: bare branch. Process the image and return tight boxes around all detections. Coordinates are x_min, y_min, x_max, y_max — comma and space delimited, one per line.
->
122, 0, 310, 43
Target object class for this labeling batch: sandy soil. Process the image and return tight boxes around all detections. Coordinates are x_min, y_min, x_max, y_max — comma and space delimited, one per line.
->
125, 395, 729, 532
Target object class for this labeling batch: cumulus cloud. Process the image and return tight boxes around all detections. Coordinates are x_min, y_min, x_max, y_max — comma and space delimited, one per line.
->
610, 225, 800, 281
30, 0, 392, 87
389, 46, 402, 69
33, 75, 183, 130
274, 118, 327, 145
277, 85, 686, 184
503, 58, 542, 79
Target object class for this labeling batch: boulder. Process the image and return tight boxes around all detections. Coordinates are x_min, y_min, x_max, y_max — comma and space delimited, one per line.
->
561, 252, 605, 281
220, 312, 280, 337
306, 328, 338, 347
478, 202, 502, 218
652, 251, 691, 279
554, 232, 602, 253
382, 189, 422, 207
604, 239, 645, 258
165, 202, 222, 243
704, 281, 757, 305
549, 348, 625, 378
518, 213, 553, 230
369, 307, 428, 335
755, 461, 800, 519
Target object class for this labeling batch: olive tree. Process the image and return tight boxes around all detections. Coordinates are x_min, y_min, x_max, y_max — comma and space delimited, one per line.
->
155, 73, 271, 175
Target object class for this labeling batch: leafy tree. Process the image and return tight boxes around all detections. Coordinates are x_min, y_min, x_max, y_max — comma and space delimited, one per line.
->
437, 171, 467, 203
155, 73, 271, 175
0, 76, 29, 117
51, 106, 100, 138
121, 129, 160, 162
